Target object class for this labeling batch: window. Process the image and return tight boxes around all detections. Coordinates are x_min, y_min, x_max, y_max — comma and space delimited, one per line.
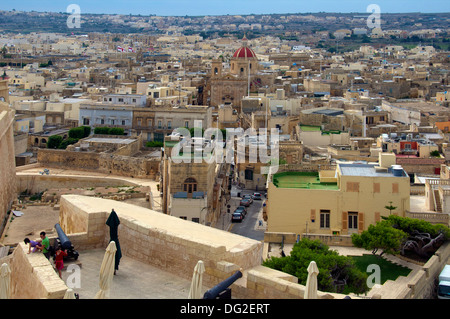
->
347, 182, 360, 192
147, 119, 152, 127
183, 178, 197, 194
404, 143, 411, 150
348, 212, 358, 231
153, 92, 159, 98
392, 183, 399, 194
167, 121, 172, 129
245, 169, 254, 181
158, 120, 162, 129
83, 118, 90, 125
373, 183, 380, 193
320, 210, 330, 229
122, 120, 126, 126
118, 98, 124, 102
192, 217, 200, 223
101, 119, 105, 125
185, 121, 189, 128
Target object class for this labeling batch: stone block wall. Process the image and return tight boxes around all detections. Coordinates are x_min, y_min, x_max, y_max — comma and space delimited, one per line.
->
36, 148, 159, 179
0, 103, 17, 236
16, 174, 140, 195
56, 195, 349, 299
8, 243, 67, 299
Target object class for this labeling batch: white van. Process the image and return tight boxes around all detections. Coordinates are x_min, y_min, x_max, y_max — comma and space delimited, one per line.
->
438, 265, 450, 299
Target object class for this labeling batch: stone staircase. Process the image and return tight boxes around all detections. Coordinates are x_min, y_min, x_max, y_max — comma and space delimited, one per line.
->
434, 189, 442, 213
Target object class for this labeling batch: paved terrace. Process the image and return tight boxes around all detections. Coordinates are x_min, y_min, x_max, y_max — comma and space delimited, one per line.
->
60, 248, 194, 299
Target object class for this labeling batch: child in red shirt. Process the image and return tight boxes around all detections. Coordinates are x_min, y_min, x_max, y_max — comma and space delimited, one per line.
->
54, 246, 68, 278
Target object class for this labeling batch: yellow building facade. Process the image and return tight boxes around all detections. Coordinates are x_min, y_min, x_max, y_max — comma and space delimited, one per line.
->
266, 154, 410, 240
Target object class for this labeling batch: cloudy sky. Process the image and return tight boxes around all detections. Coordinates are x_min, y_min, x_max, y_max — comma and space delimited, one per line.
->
3, 0, 449, 16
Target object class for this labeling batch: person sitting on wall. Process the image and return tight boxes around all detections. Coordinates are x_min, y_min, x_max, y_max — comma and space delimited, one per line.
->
24, 238, 42, 254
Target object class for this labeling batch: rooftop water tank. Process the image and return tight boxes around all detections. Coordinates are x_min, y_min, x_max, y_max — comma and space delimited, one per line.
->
391, 165, 403, 177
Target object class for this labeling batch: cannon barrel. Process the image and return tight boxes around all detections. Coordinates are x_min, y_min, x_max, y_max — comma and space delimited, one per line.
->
203, 270, 242, 299
55, 223, 72, 250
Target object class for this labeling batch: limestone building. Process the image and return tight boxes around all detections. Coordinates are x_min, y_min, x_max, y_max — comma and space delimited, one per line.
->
0, 102, 17, 235
266, 153, 410, 242
209, 36, 259, 108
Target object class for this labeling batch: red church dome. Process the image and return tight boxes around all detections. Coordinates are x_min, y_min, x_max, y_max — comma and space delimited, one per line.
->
232, 46, 257, 59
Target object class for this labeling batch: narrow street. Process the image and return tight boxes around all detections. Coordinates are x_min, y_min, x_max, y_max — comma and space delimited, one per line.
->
226, 188, 266, 241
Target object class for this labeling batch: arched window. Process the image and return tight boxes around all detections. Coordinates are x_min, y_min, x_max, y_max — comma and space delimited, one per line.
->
183, 178, 197, 194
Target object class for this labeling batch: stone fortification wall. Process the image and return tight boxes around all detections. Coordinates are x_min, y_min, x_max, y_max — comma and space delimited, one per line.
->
37, 148, 159, 179
7, 243, 67, 299
0, 103, 17, 236
57, 195, 347, 299
16, 174, 141, 195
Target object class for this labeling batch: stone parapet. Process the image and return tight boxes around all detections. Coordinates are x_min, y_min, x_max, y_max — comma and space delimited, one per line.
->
8, 243, 67, 299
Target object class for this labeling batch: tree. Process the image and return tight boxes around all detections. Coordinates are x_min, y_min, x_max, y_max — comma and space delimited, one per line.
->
263, 238, 369, 294
352, 215, 450, 259
384, 201, 397, 215
69, 127, 85, 139
47, 135, 63, 149
352, 223, 407, 257
58, 137, 79, 149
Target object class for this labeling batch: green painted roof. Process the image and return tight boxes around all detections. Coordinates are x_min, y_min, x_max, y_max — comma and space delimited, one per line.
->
272, 171, 339, 190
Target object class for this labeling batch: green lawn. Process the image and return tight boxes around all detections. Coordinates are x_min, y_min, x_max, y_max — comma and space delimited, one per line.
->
352, 254, 411, 285
272, 171, 339, 190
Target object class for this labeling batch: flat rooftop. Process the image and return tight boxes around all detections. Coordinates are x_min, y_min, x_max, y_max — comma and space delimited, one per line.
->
339, 164, 408, 177
272, 172, 339, 190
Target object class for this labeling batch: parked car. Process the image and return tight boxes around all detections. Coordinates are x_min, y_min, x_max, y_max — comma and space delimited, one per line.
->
239, 198, 251, 207
231, 212, 243, 222
242, 194, 253, 204
235, 206, 247, 217
252, 192, 262, 200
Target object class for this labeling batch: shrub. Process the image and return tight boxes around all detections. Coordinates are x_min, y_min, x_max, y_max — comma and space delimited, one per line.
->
94, 127, 110, 134
69, 127, 85, 139
47, 135, 63, 149
146, 141, 164, 147
263, 238, 369, 294
108, 127, 125, 135
58, 138, 79, 149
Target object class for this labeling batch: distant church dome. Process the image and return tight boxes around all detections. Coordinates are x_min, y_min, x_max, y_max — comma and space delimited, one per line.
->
232, 35, 256, 59
232, 46, 257, 58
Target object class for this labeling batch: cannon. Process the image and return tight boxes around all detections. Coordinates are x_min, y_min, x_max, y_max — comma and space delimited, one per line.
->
53, 223, 79, 261
203, 270, 242, 299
